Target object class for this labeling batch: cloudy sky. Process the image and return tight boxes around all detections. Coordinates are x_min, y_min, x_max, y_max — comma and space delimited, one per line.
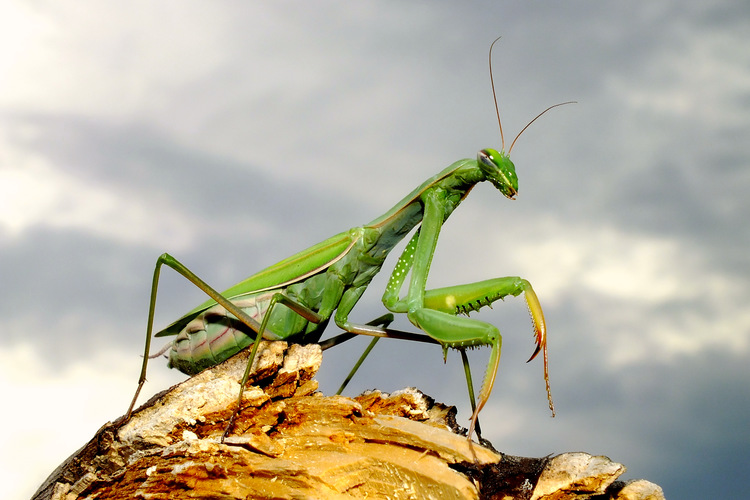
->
2, 2, 748, 498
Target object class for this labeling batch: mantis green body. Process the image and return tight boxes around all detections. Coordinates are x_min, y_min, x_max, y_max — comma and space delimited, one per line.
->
127, 39, 565, 441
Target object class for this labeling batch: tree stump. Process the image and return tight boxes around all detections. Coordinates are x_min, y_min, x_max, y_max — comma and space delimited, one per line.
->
33, 341, 664, 500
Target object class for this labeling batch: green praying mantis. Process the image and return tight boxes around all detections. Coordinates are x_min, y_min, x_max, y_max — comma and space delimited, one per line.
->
126, 38, 571, 441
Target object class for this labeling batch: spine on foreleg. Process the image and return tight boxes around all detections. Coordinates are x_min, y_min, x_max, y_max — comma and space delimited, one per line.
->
424, 277, 528, 316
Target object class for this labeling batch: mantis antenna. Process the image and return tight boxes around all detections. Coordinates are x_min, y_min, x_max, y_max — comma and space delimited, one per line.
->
508, 101, 577, 154
488, 36, 576, 154
488, 36, 505, 151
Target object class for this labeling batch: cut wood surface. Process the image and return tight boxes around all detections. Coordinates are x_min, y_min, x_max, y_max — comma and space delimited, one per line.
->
34, 341, 664, 500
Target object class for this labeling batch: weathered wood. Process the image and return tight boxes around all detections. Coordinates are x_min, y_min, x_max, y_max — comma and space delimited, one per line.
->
34, 341, 663, 500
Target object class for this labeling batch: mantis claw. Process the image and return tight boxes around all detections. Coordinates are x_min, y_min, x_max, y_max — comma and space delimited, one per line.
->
523, 283, 554, 416
526, 343, 542, 363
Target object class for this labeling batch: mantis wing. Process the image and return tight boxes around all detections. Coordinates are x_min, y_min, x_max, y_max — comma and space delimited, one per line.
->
155, 230, 359, 337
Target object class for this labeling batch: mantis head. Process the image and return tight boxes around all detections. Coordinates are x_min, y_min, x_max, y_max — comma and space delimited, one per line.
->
478, 148, 518, 199
483, 37, 574, 202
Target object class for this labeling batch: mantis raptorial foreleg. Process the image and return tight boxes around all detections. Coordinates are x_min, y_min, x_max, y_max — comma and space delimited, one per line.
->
414, 278, 551, 438
375, 188, 552, 439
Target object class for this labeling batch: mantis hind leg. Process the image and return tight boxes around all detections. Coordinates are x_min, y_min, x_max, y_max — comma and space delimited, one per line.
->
334, 323, 483, 437
126, 253, 324, 420
328, 313, 490, 435
327, 313, 445, 396
223, 291, 327, 441
458, 348, 482, 438
335, 336, 380, 395
128, 253, 282, 418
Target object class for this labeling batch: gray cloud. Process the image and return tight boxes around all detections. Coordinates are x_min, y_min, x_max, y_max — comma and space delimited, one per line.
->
2, 2, 748, 498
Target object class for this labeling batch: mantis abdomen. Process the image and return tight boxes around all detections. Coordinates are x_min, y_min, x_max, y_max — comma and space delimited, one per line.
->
168, 291, 275, 375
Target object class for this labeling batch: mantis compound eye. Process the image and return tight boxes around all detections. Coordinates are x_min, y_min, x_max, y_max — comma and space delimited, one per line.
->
478, 149, 518, 199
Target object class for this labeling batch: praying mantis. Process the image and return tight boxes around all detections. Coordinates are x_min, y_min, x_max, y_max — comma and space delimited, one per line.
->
126, 38, 570, 441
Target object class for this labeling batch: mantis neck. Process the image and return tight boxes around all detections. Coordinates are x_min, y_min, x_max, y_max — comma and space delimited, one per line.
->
361, 159, 485, 263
